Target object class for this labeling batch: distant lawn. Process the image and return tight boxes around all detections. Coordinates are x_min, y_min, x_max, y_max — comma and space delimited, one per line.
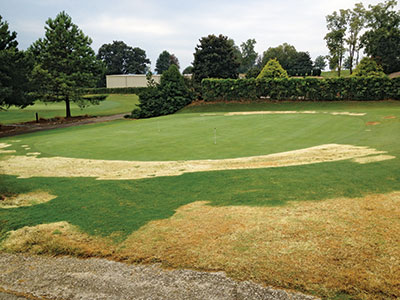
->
321, 69, 351, 78
0, 94, 139, 124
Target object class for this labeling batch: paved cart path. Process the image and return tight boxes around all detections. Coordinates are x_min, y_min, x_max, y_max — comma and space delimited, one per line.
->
0, 253, 318, 300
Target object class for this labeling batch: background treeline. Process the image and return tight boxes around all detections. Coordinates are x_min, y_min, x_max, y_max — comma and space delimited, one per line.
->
202, 77, 400, 101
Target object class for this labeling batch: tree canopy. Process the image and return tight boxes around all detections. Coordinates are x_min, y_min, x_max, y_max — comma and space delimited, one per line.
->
97, 40, 150, 75
324, 9, 348, 77
314, 55, 327, 70
361, 0, 400, 73
238, 39, 258, 74
192, 34, 240, 83
259, 43, 313, 76
155, 50, 180, 74
0, 15, 33, 109
29, 11, 105, 118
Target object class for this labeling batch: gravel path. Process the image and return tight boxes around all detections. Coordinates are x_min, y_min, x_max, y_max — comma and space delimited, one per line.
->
0, 253, 319, 300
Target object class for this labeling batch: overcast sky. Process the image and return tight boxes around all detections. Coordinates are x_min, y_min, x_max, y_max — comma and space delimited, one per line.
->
1, 0, 399, 71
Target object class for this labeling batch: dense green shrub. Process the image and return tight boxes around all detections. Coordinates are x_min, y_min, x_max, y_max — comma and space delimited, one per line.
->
312, 68, 322, 76
256, 59, 288, 79
131, 65, 192, 118
202, 77, 399, 101
352, 57, 387, 77
245, 67, 261, 78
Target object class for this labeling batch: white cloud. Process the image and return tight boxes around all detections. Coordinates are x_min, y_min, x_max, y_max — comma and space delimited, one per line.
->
82, 15, 175, 37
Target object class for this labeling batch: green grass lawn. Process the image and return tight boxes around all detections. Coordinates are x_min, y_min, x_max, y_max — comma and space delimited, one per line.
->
321, 69, 351, 78
1, 100, 400, 299
1, 101, 399, 233
0, 94, 139, 124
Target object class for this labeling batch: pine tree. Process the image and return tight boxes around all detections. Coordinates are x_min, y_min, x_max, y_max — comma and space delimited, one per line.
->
29, 11, 104, 117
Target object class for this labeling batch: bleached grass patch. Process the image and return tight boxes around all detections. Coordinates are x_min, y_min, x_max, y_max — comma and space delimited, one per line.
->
1, 192, 399, 299
224, 111, 366, 116
0, 144, 394, 180
121, 192, 400, 300
0, 143, 16, 154
0, 191, 56, 208
1, 222, 114, 256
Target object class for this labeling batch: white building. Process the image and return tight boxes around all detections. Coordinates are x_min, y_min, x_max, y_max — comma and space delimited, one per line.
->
106, 74, 161, 88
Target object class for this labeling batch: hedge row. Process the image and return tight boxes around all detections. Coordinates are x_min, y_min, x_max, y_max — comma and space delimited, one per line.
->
81, 87, 148, 95
202, 77, 400, 101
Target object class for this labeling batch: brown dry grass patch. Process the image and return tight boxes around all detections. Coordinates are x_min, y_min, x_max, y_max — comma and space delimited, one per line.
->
224, 111, 366, 116
119, 192, 400, 299
1, 222, 115, 257
0, 144, 393, 180
0, 143, 16, 154
0, 191, 56, 208
366, 121, 380, 126
1, 193, 399, 299
383, 116, 396, 119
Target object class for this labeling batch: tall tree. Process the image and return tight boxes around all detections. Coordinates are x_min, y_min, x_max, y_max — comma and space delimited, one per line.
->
361, 0, 400, 74
238, 39, 258, 73
260, 43, 313, 76
97, 41, 150, 75
325, 9, 349, 77
192, 34, 240, 83
29, 11, 105, 118
155, 50, 180, 74
0, 15, 33, 109
314, 55, 327, 70
260, 43, 298, 71
346, 3, 366, 74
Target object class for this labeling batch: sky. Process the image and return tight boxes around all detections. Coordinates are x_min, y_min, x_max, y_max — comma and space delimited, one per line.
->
1, 0, 399, 71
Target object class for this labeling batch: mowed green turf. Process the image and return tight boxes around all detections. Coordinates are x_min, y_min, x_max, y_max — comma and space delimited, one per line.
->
0, 94, 138, 124
1, 101, 400, 239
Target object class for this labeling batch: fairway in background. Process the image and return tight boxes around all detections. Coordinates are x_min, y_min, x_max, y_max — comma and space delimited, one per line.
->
0, 94, 139, 124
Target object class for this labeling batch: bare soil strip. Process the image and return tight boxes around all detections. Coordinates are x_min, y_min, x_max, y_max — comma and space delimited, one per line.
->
0, 253, 317, 300
0, 144, 393, 180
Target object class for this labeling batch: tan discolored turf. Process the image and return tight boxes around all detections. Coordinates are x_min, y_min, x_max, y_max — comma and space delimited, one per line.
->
0, 191, 57, 209
2, 192, 399, 299
224, 111, 366, 116
0, 143, 15, 154
1, 222, 114, 257
0, 144, 395, 180
121, 192, 400, 299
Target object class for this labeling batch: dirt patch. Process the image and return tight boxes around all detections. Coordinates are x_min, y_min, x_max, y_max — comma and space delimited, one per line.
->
120, 192, 400, 299
0, 143, 16, 154
366, 121, 380, 125
383, 116, 396, 119
0, 191, 56, 209
0, 144, 393, 180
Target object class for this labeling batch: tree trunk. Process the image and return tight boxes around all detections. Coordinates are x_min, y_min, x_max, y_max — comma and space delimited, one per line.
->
65, 96, 71, 118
